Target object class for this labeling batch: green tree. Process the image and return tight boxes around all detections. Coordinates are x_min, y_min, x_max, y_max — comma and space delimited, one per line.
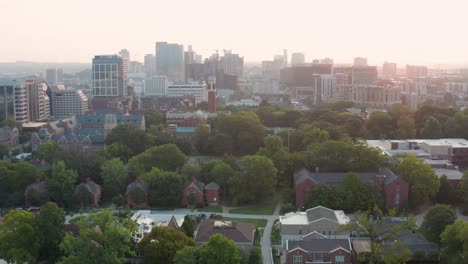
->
397, 155, 440, 207
144, 108, 164, 129
257, 136, 290, 186
198, 234, 241, 264
396, 116, 416, 138
46, 161, 78, 207
147, 170, 184, 207
440, 220, 468, 263
420, 116, 444, 139
37, 202, 66, 262
229, 155, 277, 205
174, 246, 198, 264
0, 161, 39, 206
138, 226, 195, 264
128, 144, 186, 177
106, 124, 152, 155
106, 143, 133, 163
60, 210, 137, 264
421, 204, 457, 243
339, 209, 413, 264
301, 126, 330, 146
306, 185, 342, 209
181, 162, 201, 181
181, 216, 194, 237
0, 143, 9, 158
382, 241, 413, 264
100, 158, 127, 201
436, 175, 456, 204
0, 210, 41, 264
34, 140, 64, 163
343, 116, 365, 138
210, 161, 235, 202
248, 246, 262, 264
366, 111, 395, 139
194, 125, 210, 154
304, 140, 354, 172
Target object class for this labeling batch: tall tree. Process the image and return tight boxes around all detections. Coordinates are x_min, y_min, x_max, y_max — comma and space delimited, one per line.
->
33, 140, 64, 163
144, 108, 164, 129
0, 143, 9, 158
174, 246, 198, 264
138, 226, 195, 264
397, 155, 440, 207
229, 155, 277, 205
37, 202, 66, 262
106, 124, 152, 155
366, 111, 395, 139
60, 210, 137, 264
436, 175, 456, 204
106, 143, 133, 163
128, 144, 186, 177
181, 162, 201, 181
198, 234, 241, 264
100, 158, 127, 200
421, 204, 457, 243
420, 116, 444, 139
46, 161, 78, 208
396, 116, 416, 138
147, 170, 184, 207
257, 136, 290, 186
440, 220, 468, 264
0, 210, 41, 264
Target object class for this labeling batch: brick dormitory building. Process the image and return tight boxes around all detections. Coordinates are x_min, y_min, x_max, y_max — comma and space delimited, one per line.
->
294, 168, 409, 209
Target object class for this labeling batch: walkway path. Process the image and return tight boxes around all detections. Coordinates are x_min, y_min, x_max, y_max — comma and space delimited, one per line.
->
261, 199, 282, 264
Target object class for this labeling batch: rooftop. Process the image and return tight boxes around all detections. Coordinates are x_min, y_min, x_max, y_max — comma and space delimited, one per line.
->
280, 206, 350, 225
433, 168, 463, 180
287, 238, 351, 253
195, 219, 254, 244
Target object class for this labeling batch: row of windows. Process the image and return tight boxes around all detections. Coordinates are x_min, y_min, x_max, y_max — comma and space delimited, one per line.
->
292, 255, 344, 264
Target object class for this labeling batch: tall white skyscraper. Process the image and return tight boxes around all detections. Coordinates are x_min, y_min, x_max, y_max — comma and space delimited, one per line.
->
45, 68, 63, 86
221, 50, 244, 78
144, 75, 168, 96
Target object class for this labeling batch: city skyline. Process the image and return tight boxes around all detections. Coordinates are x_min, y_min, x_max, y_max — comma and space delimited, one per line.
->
1, 0, 468, 65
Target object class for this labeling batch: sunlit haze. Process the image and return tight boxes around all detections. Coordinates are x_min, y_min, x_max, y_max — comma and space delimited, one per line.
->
1, 0, 468, 65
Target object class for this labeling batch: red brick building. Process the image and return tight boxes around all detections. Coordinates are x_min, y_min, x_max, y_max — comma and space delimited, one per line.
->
181, 179, 205, 206
74, 179, 102, 208
286, 234, 352, 264
125, 179, 149, 208
294, 168, 409, 209
205, 182, 219, 205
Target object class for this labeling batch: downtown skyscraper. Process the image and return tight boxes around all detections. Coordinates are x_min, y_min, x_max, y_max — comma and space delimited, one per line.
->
92, 55, 126, 97
155, 42, 185, 83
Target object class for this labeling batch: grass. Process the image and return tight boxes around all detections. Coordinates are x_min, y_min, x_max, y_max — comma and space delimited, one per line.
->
229, 204, 276, 215
272, 248, 281, 264
198, 205, 223, 213
270, 220, 281, 245
221, 217, 268, 229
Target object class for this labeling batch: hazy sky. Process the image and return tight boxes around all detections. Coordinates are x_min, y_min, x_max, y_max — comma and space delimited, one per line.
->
1, 0, 468, 65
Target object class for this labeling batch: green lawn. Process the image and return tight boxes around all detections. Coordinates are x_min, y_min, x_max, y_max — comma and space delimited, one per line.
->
198, 206, 223, 213
229, 204, 276, 215
270, 220, 281, 245
221, 217, 268, 229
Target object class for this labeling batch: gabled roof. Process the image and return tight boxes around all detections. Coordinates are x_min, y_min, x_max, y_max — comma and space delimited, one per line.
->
205, 182, 219, 190
195, 219, 254, 244
184, 179, 205, 193
74, 180, 101, 195
126, 180, 149, 195
306, 206, 338, 223
280, 206, 350, 226
24, 181, 46, 195
294, 167, 400, 186
287, 238, 351, 253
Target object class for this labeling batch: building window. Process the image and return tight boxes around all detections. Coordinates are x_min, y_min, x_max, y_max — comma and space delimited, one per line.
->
293, 255, 303, 264
335, 255, 345, 264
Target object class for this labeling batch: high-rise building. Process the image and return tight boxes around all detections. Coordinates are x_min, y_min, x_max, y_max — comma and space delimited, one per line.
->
92, 55, 126, 97
50, 87, 88, 118
352, 66, 378, 85
45, 68, 63, 86
26, 79, 50, 121
283, 49, 288, 67
291, 53, 305, 67
406, 65, 428, 78
221, 50, 243, 79
144, 76, 168, 96
144, 54, 156, 76
156, 42, 185, 83
119, 49, 130, 81
0, 80, 19, 122
354, 57, 368, 66
382, 62, 397, 79
13, 83, 29, 123
119, 49, 130, 62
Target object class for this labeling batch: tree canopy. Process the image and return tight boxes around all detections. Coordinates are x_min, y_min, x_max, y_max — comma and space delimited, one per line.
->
421, 204, 457, 243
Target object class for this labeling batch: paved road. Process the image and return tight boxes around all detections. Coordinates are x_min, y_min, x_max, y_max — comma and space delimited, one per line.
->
261, 202, 281, 264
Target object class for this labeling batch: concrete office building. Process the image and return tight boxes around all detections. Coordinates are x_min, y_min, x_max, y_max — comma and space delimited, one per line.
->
352, 66, 378, 85
406, 65, 428, 78
26, 80, 50, 121
291, 53, 305, 67
320, 74, 335, 102
50, 87, 88, 118
382, 62, 397, 79
144, 76, 168, 96
92, 55, 126, 97
354, 57, 368, 66
45, 68, 63, 86
156, 42, 185, 83
221, 50, 243, 79
144, 54, 156, 76
167, 81, 207, 104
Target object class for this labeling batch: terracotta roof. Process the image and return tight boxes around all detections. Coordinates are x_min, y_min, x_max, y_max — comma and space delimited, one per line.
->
195, 219, 254, 244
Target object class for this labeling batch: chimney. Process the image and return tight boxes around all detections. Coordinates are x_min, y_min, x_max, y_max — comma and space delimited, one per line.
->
315, 167, 319, 175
